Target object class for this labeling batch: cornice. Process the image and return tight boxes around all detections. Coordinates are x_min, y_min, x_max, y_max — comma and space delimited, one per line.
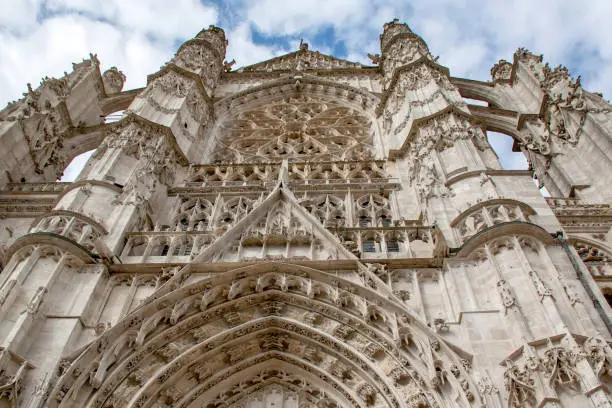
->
222, 66, 380, 81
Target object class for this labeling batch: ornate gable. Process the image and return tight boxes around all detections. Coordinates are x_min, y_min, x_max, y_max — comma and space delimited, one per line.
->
192, 176, 358, 263
239, 42, 364, 72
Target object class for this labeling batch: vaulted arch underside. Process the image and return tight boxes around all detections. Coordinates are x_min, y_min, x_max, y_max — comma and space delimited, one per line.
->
50, 263, 477, 408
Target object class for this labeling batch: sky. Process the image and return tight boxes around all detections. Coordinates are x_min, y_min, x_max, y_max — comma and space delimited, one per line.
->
1, 0, 611, 180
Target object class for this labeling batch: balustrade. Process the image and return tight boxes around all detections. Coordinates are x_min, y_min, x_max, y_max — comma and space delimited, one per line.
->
32, 214, 103, 253
7, 182, 72, 193
453, 201, 533, 244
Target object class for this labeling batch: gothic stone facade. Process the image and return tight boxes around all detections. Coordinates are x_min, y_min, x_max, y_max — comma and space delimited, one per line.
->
0, 20, 611, 408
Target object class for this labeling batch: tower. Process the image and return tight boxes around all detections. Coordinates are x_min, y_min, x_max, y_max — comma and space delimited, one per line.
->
0, 19, 611, 407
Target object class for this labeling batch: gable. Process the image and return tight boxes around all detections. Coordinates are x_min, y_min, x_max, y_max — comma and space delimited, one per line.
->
193, 184, 357, 263
239, 46, 364, 72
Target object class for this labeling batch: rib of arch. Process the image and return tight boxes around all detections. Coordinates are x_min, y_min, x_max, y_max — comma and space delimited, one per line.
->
49, 262, 479, 408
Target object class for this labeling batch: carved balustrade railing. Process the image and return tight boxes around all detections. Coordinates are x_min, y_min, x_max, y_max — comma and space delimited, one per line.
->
451, 201, 536, 245
121, 231, 215, 263
585, 261, 612, 279
183, 180, 274, 189
176, 177, 401, 194
289, 177, 400, 187
546, 197, 585, 209
547, 196, 612, 213
6, 182, 72, 193
182, 160, 390, 186
31, 213, 105, 253
120, 225, 441, 263
331, 226, 439, 259
547, 197, 612, 233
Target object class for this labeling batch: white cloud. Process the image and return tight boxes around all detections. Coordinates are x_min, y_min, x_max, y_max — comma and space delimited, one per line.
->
0, 0, 41, 33
246, 0, 372, 35
226, 23, 288, 68
0, 0, 221, 104
45, 0, 219, 40
236, 0, 612, 97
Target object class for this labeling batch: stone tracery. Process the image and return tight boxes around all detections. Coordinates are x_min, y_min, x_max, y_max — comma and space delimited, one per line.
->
214, 95, 375, 163
0, 19, 611, 408
48, 263, 476, 408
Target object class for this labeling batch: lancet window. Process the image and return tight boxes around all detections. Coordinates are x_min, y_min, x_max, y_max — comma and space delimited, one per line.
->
172, 197, 214, 232
298, 193, 346, 228
354, 193, 393, 227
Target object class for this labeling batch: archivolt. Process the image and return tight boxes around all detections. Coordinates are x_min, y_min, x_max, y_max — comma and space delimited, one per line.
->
50, 263, 479, 408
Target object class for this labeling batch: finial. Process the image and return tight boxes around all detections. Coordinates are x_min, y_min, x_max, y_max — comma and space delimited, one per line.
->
299, 39, 308, 52
367, 53, 381, 65
223, 59, 236, 72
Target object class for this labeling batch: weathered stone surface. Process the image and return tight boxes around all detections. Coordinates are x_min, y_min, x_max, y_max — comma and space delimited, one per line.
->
0, 20, 611, 408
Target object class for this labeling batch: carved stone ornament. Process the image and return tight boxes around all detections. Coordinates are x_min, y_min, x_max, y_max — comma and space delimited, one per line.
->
503, 360, 536, 408
240, 49, 363, 72
584, 336, 612, 378
215, 94, 374, 163
497, 279, 517, 313
102, 67, 126, 94
491, 59, 513, 82
5, 19, 612, 408
541, 346, 580, 388
26, 286, 47, 314
528, 270, 552, 300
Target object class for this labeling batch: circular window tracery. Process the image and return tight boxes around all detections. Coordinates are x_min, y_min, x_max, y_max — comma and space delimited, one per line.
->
215, 95, 374, 163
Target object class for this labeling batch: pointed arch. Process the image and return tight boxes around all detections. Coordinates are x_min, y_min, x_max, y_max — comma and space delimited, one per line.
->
456, 221, 556, 258
49, 262, 480, 408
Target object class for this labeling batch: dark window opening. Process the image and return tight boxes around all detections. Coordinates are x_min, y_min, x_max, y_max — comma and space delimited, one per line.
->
362, 240, 376, 253
387, 240, 400, 252
359, 216, 371, 228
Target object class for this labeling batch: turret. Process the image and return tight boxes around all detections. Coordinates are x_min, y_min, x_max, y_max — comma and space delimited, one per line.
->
172, 25, 227, 95
126, 26, 227, 160
73, 26, 228, 253
377, 20, 544, 248
379, 19, 431, 88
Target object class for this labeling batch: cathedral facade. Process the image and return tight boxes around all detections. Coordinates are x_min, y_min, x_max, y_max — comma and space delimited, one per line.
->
0, 19, 611, 408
